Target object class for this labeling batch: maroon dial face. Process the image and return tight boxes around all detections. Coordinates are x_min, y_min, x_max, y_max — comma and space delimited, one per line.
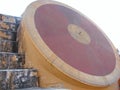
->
34, 4, 116, 76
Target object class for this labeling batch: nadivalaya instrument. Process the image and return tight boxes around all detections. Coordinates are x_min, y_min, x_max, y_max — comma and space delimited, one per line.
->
18, 0, 120, 90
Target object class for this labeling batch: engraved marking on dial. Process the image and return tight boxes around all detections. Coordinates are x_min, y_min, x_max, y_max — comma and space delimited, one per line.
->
68, 24, 91, 45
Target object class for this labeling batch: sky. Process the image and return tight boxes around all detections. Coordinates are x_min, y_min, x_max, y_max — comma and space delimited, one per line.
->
0, 0, 120, 50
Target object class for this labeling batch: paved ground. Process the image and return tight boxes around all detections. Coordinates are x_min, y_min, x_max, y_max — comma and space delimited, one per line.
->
15, 87, 69, 90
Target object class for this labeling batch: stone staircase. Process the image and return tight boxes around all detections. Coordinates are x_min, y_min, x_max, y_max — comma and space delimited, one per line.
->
0, 14, 39, 90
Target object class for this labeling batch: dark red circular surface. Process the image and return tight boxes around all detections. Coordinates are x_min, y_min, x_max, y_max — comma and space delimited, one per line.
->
34, 4, 116, 76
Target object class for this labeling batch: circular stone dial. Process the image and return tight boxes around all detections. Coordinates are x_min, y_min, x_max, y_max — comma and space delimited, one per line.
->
34, 4, 116, 76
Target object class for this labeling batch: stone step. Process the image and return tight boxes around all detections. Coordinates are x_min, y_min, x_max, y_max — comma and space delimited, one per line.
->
0, 14, 21, 24
0, 40, 18, 52
0, 52, 25, 69
0, 68, 39, 90
0, 29, 17, 41
0, 68, 36, 72
0, 21, 19, 32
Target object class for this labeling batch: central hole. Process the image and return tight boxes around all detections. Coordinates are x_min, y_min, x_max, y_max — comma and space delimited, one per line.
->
79, 32, 82, 35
